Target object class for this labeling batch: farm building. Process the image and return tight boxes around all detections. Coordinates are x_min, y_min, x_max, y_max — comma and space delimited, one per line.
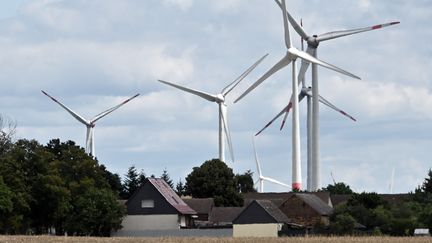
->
279, 193, 333, 227
232, 200, 290, 237
118, 178, 197, 232
183, 198, 214, 222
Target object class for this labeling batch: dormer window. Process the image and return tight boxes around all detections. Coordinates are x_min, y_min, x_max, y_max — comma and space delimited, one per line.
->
141, 199, 154, 208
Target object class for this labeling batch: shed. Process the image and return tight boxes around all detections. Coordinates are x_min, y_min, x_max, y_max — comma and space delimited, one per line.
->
233, 200, 290, 237
183, 198, 214, 221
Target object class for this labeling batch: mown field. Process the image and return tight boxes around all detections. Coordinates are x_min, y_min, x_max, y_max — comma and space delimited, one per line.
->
0, 236, 431, 243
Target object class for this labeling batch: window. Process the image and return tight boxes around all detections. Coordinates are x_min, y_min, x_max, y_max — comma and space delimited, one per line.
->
141, 199, 154, 208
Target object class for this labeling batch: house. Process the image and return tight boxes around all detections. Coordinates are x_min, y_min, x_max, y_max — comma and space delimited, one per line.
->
119, 178, 197, 231
209, 207, 244, 228
183, 198, 214, 222
279, 193, 333, 227
233, 200, 291, 237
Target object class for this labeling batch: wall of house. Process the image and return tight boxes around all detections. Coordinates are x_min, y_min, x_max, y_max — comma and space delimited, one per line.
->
233, 224, 278, 237
279, 197, 322, 227
120, 215, 180, 231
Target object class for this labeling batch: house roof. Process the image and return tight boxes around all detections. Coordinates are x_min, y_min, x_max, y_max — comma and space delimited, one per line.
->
243, 192, 291, 207
183, 198, 214, 214
243, 192, 332, 207
233, 200, 290, 224
209, 207, 244, 223
147, 178, 196, 215
294, 193, 333, 216
254, 200, 291, 223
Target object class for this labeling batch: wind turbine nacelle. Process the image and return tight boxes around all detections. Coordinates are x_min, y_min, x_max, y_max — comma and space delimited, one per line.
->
216, 94, 225, 103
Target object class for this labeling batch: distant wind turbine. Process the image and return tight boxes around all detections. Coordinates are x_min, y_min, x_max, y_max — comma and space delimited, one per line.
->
42, 90, 139, 157
275, 0, 400, 191
158, 54, 267, 163
235, 0, 359, 190
252, 136, 290, 193
255, 86, 356, 191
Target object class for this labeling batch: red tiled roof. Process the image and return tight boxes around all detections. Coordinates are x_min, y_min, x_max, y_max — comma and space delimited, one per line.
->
148, 178, 196, 215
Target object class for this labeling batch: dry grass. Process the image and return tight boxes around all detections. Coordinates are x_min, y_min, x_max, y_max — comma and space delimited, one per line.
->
0, 236, 431, 243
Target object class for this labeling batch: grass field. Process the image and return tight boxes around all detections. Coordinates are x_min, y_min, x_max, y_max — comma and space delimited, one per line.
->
0, 236, 430, 243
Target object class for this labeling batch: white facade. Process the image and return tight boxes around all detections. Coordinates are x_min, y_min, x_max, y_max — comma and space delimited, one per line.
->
120, 215, 180, 231
233, 223, 280, 237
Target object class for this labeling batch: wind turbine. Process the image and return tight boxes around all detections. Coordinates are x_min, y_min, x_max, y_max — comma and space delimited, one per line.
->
253, 136, 290, 193
275, 0, 400, 191
41, 91, 140, 157
235, 0, 360, 190
255, 86, 356, 191
158, 54, 268, 163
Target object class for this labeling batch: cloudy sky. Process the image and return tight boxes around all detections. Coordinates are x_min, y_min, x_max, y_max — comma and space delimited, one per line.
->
0, 0, 431, 193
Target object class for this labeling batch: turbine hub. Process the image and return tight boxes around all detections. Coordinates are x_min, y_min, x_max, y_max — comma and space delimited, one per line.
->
307, 36, 319, 48
216, 93, 225, 103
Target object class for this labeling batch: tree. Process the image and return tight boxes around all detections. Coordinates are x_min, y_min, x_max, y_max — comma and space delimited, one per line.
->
121, 165, 141, 199
161, 168, 174, 189
235, 170, 256, 193
185, 159, 243, 206
175, 179, 186, 197
421, 169, 432, 194
330, 213, 356, 235
0, 115, 16, 156
320, 182, 353, 194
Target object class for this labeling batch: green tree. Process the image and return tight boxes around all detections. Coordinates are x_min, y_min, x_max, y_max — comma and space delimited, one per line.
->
0, 176, 13, 226
421, 169, 432, 193
121, 165, 141, 199
235, 170, 256, 193
185, 159, 243, 206
161, 168, 174, 189
330, 213, 356, 235
320, 182, 353, 194
175, 179, 186, 197
65, 178, 124, 236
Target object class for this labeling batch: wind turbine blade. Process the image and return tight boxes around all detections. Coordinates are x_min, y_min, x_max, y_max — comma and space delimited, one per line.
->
91, 94, 140, 123
234, 55, 291, 103
41, 90, 89, 125
221, 54, 269, 96
262, 176, 291, 188
255, 106, 288, 136
279, 0, 292, 49
252, 136, 262, 176
220, 107, 234, 163
274, 0, 309, 40
316, 21, 400, 42
289, 48, 361, 80
297, 46, 315, 84
318, 95, 356, 121
158, 80, 217, 102
280, 91, 307, 130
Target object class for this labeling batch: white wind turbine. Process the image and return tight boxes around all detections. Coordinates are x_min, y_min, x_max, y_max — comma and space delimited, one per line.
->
253, 136, 290, 193
42, 91, 139, 157
158, 54, 268, 163
235, 0, 360, 190
275, 0, 400, 191
255, 86, 356, 191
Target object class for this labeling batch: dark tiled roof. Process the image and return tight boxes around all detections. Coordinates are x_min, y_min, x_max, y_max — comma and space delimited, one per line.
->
148, 178, 196, 215
183, 198, 214, 214
294, 193, 333, 216
254, 200, 290, 223
209, 207, 244, 223
243, 192, 292, 207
